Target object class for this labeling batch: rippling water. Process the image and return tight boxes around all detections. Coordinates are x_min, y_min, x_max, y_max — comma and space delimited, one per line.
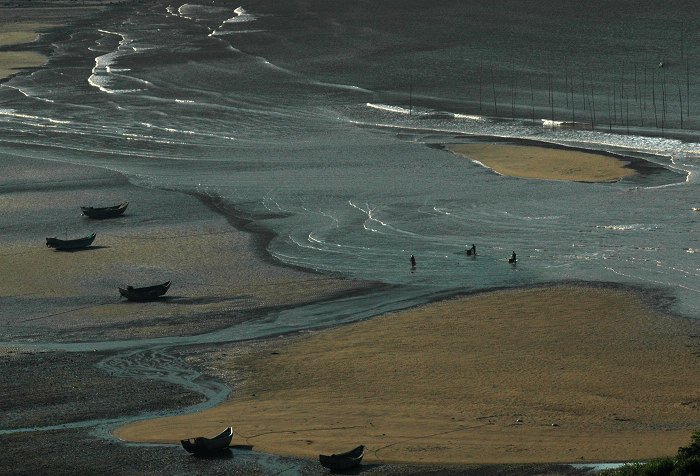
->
1, 0, 698, 321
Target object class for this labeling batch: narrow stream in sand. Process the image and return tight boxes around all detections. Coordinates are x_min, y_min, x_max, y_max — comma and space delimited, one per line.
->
0, 271, 634, 475
0, 284, 445, 436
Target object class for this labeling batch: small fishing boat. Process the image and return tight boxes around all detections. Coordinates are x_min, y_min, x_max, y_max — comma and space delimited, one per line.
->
319, 445, 365, 472
119, 281, 171, 302
46, 232, 96, 250
181, 427, 233, 455
81, 201, 128, 219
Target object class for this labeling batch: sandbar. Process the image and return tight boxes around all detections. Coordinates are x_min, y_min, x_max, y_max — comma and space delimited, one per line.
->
115, 285, 700, 465
0, 1, 121, 80
0, 155, 370, 342
0, 154, 373, 473
448, 143, 635, 182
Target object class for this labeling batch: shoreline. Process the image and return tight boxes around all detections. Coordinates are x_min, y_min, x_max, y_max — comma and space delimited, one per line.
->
447, 135, 677, 179
0, 2, 697, 474
2, 152, 698, 473
0, 1, 125, 81
0, 155, 386, 474
0, 156, 376, 345
115, 284, 700, 465
448, 143, 635, 182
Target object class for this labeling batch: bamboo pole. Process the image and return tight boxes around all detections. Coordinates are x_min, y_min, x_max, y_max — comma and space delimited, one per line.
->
548, 68, 554, 121
686, 60, 690, 118
529, 72, 535, 123
590, 70, 596, 129
478, 60, 483, 114
652, 70, 658, 128
510, 61, 516, 121
490, 63, 497, 115
679, 85, 684, 129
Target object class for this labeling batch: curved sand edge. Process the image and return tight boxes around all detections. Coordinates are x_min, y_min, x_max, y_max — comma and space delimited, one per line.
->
114, 285, 699, 465
0, 2, 124, 80
0, 22, 55, 79
447, 143, 635, 182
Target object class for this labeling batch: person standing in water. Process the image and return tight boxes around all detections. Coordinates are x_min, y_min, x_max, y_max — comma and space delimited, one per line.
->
509, 251, 517, 263
467, 244, 476, 256
410, 254, 416, 268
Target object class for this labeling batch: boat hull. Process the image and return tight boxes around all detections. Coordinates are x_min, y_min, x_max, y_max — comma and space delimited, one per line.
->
81, 202, 128, 219
46, 233, 96, 250
181, 427, 233, 454
118, 281, 171, 302
319, 445, 365, 471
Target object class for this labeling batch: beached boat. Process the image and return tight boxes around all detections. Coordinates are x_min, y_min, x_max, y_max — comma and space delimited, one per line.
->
81, 201, 128, 219
319, 445, 365, 471
181, 427, 233, 455
46, 232, 96, 250
119, 281, 171, 302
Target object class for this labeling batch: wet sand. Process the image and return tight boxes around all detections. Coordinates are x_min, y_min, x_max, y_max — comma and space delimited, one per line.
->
1, 8, 696, 470
0, 154, 369, 343
447, 143, 636, 182
0, 155, 376, 474
0, 1, 120, 80
116, 285, 700, 465
4, 153, 695, 474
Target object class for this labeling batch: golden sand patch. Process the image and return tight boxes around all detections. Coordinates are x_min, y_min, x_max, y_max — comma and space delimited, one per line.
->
448, 143, 635, 182
1, 228, 362, 336
0, 2, 125, 80
0, 21, 62, 79
115, 286, 699, 464
0, 22, 58, 46
0, 51, 48, 79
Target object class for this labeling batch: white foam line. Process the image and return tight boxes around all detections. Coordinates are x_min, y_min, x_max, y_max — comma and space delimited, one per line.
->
366, 102, 411, 115
310, 81, 373, 94
346, 117, 697, 187
89, 30, 148, 94
0, 108, 70, 125
308, 232, 341, 249
364, 103, 700, 161
289, 235, 326, 253
348, 200, 420, 238
366, 103, 487, 121
0, 83, 55, 103
138, 122, 236, 141
604, 266, 700, 294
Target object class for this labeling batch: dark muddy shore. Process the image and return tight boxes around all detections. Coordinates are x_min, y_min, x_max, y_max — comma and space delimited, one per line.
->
0, 346, 588, 476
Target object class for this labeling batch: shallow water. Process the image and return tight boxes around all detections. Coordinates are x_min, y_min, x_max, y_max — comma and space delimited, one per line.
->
1, 5, 698, 460
1, 1, 698, 329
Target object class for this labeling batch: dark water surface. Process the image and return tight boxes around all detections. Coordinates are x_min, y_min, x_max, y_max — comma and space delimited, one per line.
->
1, 0, 698, 345
0, 4, 698, 466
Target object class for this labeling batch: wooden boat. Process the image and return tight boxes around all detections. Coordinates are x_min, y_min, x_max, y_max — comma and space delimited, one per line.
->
119, 281, 171, 302
46, 232, 96, 250
181, 427, 233, 455
81, 201, 128, 219
319, 445, 365, 472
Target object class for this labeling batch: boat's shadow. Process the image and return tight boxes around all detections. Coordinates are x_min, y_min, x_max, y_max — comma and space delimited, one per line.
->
185, 445, 255, 460
323, 464, 381, 474
51, 245, 109, 252
120, 295, 252, 305
187, 448, 234, 460
82, 214, 129, 220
